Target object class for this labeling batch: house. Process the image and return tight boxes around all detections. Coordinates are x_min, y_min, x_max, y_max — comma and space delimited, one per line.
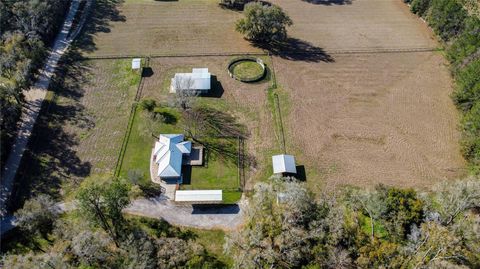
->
152, 134, 192, 184
170, 68, 211, 93
272, 154, 297, 174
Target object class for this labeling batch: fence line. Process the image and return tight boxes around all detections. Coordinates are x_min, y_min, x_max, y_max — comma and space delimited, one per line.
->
113, 57, 149, 177
79, 51, 269, 61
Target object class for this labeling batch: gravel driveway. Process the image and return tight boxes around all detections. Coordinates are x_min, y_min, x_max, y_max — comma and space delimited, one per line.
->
124, 195, 246, 231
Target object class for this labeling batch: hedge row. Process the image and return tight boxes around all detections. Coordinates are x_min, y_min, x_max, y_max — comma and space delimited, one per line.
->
404, 0, 480, 172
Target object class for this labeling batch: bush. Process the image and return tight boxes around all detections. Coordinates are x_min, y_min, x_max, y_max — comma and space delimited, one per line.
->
140, 99, 157, 112
446, 17, 480, 68
461, 102, 480, 167
427, 0, 467, 41
410, 0, 432, 17
453, 59, 480, 111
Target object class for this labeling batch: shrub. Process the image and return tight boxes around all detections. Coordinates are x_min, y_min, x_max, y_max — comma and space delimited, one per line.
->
410, 0, 432, 17
447, 17, 480, 68
453, 59, 480, 111
139, 99, 157, 112
427, 0, 467, 41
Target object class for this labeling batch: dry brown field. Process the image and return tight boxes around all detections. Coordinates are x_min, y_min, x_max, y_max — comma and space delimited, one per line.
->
140, 56, 279, 187
268, 0, 466, 190
274, 52, 466, 190
269, 0, 437, 51
80, 0, 260, 56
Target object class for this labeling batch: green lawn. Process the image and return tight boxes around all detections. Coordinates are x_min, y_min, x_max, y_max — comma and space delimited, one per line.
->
119, 106, 182, 183
119, 105, 242, 203
232, 61, 264, 80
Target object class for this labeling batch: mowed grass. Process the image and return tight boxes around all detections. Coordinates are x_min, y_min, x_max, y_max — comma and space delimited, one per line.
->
232, 61, 264, 80
119, 105, 242, 202
79, 0, 259, 56
10, 59, 141, 210
119, 106, 182, 182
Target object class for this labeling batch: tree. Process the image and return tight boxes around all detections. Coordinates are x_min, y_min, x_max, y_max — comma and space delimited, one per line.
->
77, 180, 131, 246
225, 179, 345, 268
424, 178, 480, 226
14, 194, 58, 239
71, 230, 113, 267
170, 76, 198, 111
235, 2, 293, 43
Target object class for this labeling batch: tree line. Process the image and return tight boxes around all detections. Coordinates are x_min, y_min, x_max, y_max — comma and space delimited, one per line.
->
5, 176, 478, 268
0, 0, 69, 168
403, 0, 480, 173
226, 177, 480, 268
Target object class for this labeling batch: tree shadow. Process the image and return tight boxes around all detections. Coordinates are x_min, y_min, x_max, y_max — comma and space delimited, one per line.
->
7, 49, 93, 213
73, 0, 126, 53
254, 38, 334, 63
302, 0, 353, 5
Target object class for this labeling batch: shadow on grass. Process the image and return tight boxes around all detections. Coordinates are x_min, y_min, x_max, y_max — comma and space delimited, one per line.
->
192, 204, 240, 214
302, 0, 353, 5
201, 75, 224, 98
7, 49, 93, 213
295, 165, 307, 181
255, 38, 334, 63
73, 0, 126, 53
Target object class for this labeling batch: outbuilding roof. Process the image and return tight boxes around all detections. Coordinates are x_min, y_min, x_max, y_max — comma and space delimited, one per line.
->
174, 190, 223, 202
272, 154, 297, 174
170, 68, 211, 92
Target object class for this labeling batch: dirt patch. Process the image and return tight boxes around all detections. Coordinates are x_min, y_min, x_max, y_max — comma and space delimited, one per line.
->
274, 51, 466, 190
80, 0, 260, 56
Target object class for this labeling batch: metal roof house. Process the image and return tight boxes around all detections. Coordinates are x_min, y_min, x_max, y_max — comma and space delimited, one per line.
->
153, 134, 192, 183
170, 68, 211, 93
272, 154, 297, 174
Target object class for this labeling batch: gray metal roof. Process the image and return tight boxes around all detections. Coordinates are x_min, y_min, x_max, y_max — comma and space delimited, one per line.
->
272, 154, 297, 174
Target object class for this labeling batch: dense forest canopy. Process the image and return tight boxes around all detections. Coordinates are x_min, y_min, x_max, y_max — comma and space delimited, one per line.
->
0, 0, 69, 168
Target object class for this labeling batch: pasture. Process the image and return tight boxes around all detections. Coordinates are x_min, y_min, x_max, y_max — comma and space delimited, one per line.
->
78, 0, 260, 56
19, 0, 465, 203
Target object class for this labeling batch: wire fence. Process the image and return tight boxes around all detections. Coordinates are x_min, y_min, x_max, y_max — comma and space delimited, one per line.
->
113, 57, 149, 177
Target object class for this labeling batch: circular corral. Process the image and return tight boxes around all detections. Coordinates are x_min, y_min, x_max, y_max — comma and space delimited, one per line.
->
228, 57, 266, 83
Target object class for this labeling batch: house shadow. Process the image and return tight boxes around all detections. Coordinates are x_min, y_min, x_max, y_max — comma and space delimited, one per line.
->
302, 0, 353, 5
191, 204, 241, 214
181, 165, 192, 185
201, 75, 224, 98
255, 38, 334, 63
142, 67, 154, 78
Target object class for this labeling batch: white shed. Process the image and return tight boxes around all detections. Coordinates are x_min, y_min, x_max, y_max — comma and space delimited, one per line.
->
132, 58, 141, 70
174, 190, 223, 203
170, 68, 211, 93
272, 154, 297, 174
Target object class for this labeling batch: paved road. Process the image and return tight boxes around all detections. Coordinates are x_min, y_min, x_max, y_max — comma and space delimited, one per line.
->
0, 0, 80, 217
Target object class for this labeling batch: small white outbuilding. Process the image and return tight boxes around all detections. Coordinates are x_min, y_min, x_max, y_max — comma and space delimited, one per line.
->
132, 58, 141, 70
170, 68, 211, 93
272, 154, 297, 174
174, 190, 223, 203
